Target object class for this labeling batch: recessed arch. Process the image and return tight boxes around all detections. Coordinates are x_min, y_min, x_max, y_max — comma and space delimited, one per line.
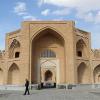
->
8, 63, 20, 85
77, 62, 89, 84
0, 68, 3, 85
9, 39, 20, 48
93, 64, 100, 83
9, 39, 20, 58
76, 39, 87, 58
45, 70, 53, 81
31, 27, 65, 83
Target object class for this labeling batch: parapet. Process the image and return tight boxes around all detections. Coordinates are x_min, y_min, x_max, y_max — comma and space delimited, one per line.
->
92, 49, 100, 58
75, 28, 89, 36
0, 50, 5, 60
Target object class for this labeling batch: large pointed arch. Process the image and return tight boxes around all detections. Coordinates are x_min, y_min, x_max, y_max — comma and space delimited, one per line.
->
77, 62, 89, 84
31, 26, 65, 43
31, 27, 65, 84
8, 63, 20, 85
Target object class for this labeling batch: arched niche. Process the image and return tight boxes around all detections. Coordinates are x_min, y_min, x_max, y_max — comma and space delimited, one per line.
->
76, 39, 88, 58
77, 62, 89, 84
8, 63, 20, 85
93, 65, 100, 83
0, 68, 3, 85
9, 39, 20, 59
45, 70, 53, 81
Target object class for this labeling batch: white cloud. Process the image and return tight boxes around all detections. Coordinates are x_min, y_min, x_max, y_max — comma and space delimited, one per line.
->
84, 13, 94, 23
41, 9, 50, 16
23, 15, 37, 21
39, 0, 100, 24
41, 8, 70, 16
76, 11, 100, 24
76, 12, 94, 23
39, 0, 100, 12
14, 2, 27, 15
13, 2, 38, 21
95, 11, 100, 24
38, 0, 44, 6
52, 8, 70, 16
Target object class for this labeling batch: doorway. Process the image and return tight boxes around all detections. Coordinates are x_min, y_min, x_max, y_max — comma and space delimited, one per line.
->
45, 70, 53, 82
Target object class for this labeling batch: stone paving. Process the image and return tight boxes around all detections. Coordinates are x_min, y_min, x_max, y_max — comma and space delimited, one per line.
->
0, 88, 100, 100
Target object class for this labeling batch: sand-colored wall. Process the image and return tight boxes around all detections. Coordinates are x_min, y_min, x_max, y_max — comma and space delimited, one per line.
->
0, 21, 100, 85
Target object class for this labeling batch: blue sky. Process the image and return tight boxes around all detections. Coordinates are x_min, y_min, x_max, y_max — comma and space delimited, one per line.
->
0, 0, 100, 50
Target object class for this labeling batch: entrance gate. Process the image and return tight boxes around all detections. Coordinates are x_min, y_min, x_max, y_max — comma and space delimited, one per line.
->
41, 66, 56, 88
39, 59, 58, 88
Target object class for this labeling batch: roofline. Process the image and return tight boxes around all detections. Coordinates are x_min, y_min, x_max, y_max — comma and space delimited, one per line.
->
76, 28, 90, 33
22, 20, 75, 24
6, 29, 21, 35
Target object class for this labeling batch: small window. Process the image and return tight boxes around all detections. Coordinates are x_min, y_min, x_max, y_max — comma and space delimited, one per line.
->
15, 52, 20, 58
77, 51, 82, 57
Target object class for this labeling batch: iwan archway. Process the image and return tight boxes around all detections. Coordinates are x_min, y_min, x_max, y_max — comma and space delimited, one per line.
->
31, 27, 65, 85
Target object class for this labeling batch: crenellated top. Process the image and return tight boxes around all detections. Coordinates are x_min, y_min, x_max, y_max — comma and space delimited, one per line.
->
0, 50, 5, 60
75, 28, 89, 38
7, 29, 21, 36
92, 49, 100, 58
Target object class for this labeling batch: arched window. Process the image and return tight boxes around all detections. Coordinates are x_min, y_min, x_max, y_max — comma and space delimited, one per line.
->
40, 49, 56, 58
15, 52, 20, 58
10, 39, 20, 48
77, 51, 82, 57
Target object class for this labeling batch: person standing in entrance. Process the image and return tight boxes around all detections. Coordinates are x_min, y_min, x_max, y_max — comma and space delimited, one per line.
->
24, 79, 30, 95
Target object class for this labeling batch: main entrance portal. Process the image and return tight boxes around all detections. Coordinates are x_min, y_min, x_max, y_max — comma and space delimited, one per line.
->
31, 28, 65, 85
40, 59, 57, 88
45, 70, 53, 81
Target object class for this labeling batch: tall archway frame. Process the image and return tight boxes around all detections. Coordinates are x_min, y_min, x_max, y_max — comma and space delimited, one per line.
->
76, 36, 91, 84
22, 21, 76, 84
30, 26, 66, 84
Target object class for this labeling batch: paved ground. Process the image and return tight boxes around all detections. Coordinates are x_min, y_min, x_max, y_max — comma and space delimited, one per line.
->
0, 88, 100, 100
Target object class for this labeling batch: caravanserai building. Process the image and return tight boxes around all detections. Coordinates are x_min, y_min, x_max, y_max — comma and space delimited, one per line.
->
0, 21, 100, 87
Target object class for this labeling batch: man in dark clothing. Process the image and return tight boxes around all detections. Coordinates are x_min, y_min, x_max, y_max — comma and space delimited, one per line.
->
24, 79, 30, 95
